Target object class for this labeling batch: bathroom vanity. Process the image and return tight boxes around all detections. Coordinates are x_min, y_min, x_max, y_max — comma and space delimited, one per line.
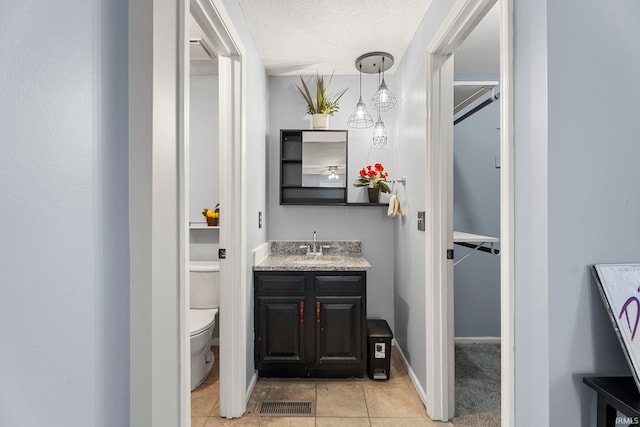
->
253, 240, 371, 378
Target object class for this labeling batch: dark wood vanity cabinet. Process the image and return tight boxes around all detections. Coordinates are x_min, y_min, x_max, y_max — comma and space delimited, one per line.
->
254, 271, 366, 378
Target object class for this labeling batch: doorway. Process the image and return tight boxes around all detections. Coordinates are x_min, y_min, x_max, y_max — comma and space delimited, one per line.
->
424, 0, 514, 423
451, 3, 501, 423
189, 0, 247, 420
129, 0, 247, 424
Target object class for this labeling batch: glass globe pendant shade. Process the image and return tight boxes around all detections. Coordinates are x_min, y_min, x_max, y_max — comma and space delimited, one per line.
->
371, 78, 397, 112
372, 114, 388, 147
347, 96, 374, 128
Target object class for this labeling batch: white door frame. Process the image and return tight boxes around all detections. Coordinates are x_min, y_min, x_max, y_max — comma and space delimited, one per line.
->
129, 0, 185, 425
129, 0, 247, 424
424, 0, 514, 423
190, 0, 248, 419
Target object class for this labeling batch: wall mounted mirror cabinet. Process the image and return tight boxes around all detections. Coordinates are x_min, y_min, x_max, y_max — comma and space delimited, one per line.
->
280, 130, 348, 205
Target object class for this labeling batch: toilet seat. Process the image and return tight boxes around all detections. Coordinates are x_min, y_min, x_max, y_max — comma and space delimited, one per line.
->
190, 308, 218, 336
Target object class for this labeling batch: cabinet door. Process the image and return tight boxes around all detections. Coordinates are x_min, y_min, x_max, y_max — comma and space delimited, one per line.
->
314, 296, 364, 367
256, 295, 306, 366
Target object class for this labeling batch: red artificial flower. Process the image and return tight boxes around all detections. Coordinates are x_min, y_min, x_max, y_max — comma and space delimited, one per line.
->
359, 168, 366, 177
382, 172, 388, 179
366, 164, 373, 170
367, 169, 377, 177
374, 163, 384, 172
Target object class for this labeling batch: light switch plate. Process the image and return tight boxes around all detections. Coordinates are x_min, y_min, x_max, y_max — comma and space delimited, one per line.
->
417, 211, 425, 231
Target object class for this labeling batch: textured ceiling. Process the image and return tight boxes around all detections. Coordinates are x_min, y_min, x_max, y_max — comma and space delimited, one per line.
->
237, 0, 432, 75
191, 1, 499, 78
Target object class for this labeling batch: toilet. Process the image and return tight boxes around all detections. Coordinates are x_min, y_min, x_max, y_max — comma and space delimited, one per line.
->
190, 260, 220, 391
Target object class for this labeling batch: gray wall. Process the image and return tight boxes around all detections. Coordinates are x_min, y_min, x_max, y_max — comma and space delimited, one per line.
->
453, 76, 501, 337
189, 75, 220, 262
514, 0, 640, 425
544, 1, 640, 425
267, 75, 396, 330
0, 1, 130, 426
392, 0, 456, 395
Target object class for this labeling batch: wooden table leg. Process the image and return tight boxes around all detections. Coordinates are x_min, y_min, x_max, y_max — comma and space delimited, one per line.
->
597, 394, 617, 427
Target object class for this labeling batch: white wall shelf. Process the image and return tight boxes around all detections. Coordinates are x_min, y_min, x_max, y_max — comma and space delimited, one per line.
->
189, 222, 220, 230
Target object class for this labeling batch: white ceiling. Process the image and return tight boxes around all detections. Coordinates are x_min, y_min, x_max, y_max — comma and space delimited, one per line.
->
237, 0, 432, 75
191, 1, 499, 78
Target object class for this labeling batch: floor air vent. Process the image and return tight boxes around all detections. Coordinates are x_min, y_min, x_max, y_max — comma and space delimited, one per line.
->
255, 400, 315, 417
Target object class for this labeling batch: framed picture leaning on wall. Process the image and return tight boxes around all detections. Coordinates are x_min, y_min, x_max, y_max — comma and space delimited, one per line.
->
592, 263, 640, 391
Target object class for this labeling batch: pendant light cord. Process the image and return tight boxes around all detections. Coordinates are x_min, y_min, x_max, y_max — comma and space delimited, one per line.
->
382, 56, 385, 82
359, 63, 363, 97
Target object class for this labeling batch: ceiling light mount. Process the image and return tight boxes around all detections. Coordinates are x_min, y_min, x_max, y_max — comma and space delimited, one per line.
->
355, 52, 394, 74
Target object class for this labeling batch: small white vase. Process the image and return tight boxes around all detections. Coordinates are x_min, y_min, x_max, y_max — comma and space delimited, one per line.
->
312, 114, 329, 130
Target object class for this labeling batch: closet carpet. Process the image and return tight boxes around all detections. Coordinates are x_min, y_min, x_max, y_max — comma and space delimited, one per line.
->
454, 343, 501, 426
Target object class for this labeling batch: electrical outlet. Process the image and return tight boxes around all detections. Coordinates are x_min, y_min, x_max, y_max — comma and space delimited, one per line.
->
258, 211, 263, 228
417, 211, 425, 231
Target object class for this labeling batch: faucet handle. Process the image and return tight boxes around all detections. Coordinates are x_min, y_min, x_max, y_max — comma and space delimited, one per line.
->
299, 245, 309, 250
321, 245, 331, 249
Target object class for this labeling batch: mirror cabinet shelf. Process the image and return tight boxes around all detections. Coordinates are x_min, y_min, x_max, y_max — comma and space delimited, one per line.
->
280, 129, 348, 205
279, 129, 391, 207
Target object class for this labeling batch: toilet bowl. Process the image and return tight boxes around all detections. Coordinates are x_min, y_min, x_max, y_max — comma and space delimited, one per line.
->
189, 260, 220, 391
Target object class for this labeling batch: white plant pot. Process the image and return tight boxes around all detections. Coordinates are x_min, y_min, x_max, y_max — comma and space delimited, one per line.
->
312, 114, 329, 130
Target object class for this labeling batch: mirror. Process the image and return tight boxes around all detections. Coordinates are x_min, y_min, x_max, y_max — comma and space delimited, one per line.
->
302, 131, 347, 188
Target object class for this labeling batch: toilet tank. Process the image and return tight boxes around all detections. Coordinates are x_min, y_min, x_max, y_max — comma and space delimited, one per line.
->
190, 261, 220, 309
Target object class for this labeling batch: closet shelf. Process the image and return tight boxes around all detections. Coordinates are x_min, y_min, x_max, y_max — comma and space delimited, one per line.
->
453, 231, 499, 266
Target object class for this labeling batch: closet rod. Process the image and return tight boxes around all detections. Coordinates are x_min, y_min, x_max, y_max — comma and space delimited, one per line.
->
454, 91, 500, 125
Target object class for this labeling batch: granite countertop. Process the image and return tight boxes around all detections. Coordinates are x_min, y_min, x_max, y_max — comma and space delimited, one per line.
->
254, 254, 371, 271
254, 240, 371, 271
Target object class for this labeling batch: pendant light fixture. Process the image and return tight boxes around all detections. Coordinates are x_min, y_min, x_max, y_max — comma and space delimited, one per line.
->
347, 63, 374, 128
372, 113, 388, 147
351, 52, 395, 146
371, 56, 397, 112
326, 166, 340, 180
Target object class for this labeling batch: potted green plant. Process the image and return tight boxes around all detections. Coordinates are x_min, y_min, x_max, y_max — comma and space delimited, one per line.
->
353, 163, 391, 203
296, 73, 348, 129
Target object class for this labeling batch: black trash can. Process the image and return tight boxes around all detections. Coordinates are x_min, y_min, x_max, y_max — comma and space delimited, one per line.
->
367, 319, 393, 380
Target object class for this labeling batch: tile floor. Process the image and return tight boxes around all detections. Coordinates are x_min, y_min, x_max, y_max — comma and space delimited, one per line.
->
191, 346, 454, 426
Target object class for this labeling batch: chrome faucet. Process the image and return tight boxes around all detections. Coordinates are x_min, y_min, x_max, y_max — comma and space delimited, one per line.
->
312, 231, 318, 254
299, 230, 328, 256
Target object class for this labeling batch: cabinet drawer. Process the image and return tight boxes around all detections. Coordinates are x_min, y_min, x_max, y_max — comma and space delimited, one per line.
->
314, 274, 365, 295
255, 273, 306, 295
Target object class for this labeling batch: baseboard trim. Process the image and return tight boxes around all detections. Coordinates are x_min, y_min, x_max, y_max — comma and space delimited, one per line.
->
392, 339, 428, 409
454, 336, 501, 344
245, 371, 258, 406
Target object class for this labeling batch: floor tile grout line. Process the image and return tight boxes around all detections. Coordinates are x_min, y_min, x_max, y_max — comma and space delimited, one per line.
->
361, 380, 372, 423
